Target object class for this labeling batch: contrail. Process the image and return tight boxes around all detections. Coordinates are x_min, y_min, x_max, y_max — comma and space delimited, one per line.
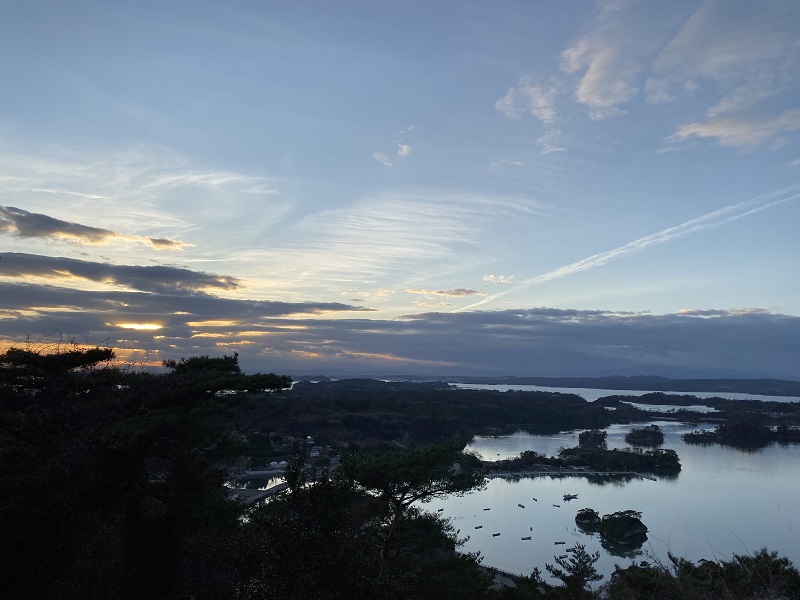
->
454, 186, 800, 313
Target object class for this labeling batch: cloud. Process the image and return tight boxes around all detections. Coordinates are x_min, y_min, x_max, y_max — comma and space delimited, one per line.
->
483, 274, 515, 284
372, 151, 393, 167
560, 35, 640, 120
250, 190, 549, 297
495, 78, 566, 152
0, 252, 241, 295
495, 78, 561, 124
648, 0, 800, 150
646, 1, 800, 117
385, 308, 800, 378
405, 288, 483, 297
668, 109, 800, 149
0, 278, 372, 368
373, 141, 410, 167
489, 160, 523, 171
457, 186, 800, 311
412, 300, 452, 308
9, 304, 794, 379
0, 147, 288, 247
0, 280, 368, 321
0, 205, 189, 249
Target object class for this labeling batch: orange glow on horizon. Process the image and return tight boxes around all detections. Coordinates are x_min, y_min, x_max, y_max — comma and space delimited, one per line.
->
114, 323, 163, 331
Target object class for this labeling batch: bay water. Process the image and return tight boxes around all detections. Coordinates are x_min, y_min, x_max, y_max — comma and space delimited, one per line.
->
433, 417, 800, 582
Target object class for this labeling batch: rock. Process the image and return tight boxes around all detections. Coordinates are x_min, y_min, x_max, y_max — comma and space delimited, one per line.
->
575, 508, 602, 530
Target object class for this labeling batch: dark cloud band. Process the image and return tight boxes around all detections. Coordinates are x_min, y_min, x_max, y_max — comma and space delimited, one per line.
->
0, 206, 186, 249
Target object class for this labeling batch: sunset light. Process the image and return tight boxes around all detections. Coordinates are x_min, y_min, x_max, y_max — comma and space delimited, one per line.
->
114, 323, 163, 331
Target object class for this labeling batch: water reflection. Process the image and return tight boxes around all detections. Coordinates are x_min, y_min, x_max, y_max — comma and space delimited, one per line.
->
440, 421, 800, 582
236, 475, 285, 490
599, 536, 645, 559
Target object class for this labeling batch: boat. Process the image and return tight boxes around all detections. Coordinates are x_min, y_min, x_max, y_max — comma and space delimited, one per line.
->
566, 547, 576, 552
492, 533, 501, 537
437, 508, 444, 512
557, 554, 568, 559
554, 541, 565, 545
521, 536, 531, 540
532, 497, 538, 501
563, 493, 579, 501
517, 503, 525, 509
553, 504, 560, 507
484, 508, 491, 511
475, 525, 483, 529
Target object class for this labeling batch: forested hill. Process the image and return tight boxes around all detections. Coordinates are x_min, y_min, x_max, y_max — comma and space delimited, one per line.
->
406, 375, 800, 397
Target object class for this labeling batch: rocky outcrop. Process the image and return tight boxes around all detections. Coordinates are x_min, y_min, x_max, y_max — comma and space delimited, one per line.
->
575, 508, 602, 529
600, 510, 648, 545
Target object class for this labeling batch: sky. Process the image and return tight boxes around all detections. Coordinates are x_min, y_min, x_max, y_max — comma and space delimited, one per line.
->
1, 0, 799, 379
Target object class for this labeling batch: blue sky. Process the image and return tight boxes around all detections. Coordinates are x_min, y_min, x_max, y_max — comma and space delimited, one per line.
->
2, 0, 799, 378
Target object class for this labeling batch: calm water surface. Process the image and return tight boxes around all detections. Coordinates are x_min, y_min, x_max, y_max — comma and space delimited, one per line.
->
433, 421, 800, 582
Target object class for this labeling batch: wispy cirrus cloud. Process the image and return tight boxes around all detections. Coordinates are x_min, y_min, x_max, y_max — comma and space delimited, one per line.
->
495, 78, 561, 124
0, 147, 288, 254
372, 151, 393, 167
243, 190, 550, 299
649, 1, 800, 149
0, 206, 190, 249
495, 78, 565, 152
647, 1, 799, 113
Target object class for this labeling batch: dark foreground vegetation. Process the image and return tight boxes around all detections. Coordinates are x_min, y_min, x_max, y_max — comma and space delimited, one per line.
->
2, 347, 799, 599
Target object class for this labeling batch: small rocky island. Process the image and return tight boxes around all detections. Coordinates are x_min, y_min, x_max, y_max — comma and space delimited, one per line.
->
575, 508, 648, 547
